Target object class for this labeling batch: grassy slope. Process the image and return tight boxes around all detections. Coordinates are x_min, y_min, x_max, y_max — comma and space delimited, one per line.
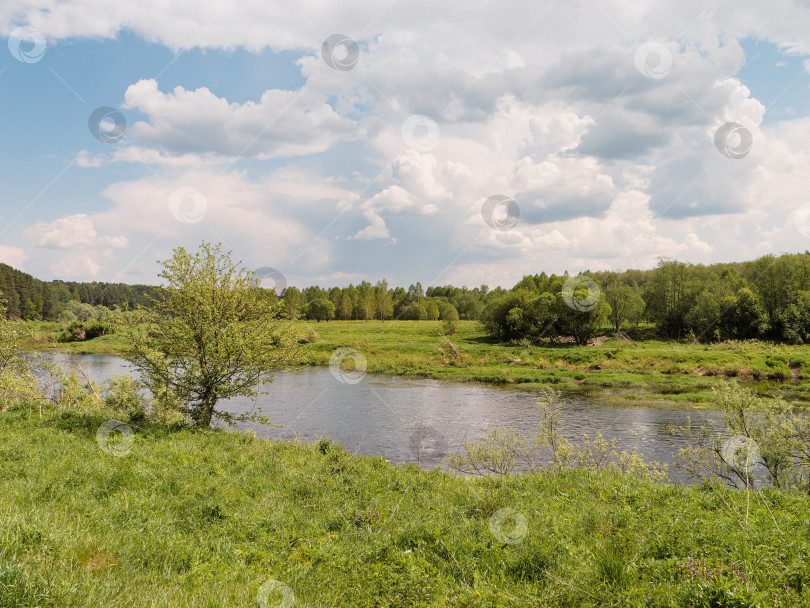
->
1, 405, 809, 607
17, 319, 810, 406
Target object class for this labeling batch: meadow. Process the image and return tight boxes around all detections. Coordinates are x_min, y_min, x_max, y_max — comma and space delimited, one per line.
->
17, 319, 810, 408
1, 402, 808, 607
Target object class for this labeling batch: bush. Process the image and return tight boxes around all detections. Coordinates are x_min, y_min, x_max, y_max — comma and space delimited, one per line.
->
58, 320, 115, 342
401, 303, 428, 320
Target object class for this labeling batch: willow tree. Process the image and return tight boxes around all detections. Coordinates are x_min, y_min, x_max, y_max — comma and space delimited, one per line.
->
123, 242, 302, 427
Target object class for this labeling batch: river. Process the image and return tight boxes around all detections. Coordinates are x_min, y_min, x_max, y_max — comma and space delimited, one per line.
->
32, 353, 725, 483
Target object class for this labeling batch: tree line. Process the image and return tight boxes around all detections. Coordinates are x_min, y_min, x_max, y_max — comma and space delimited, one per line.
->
0, 263, 161, 320
4, 252, 810, 343
481, 253, 810, 344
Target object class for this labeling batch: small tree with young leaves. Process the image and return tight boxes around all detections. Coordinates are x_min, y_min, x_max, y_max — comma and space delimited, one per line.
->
122, 242, 303, 427
0, 294, 38, 404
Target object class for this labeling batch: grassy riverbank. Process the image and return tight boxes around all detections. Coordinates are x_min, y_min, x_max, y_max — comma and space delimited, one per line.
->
16, 319, 810, 407
1, 403, 808, 607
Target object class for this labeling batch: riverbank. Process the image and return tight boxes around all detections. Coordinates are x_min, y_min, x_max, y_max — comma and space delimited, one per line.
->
1, 403, 807, 607
16, 320, 810, 407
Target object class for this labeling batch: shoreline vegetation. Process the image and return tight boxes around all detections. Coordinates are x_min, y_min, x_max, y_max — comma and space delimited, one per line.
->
16, 319, 810, 408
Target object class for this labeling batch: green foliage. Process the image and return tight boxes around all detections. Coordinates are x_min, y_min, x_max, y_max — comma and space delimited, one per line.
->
0, 300, 38, 403
447, 389, 668, 481
58, 319, 116, 342
121, 242, 305, 427
400, 302, 428, 320
441, 305, 459, 335
302, 298, 335, 322
102, 374, 143, 418
480, 281, 609, 346
2, 405, 807, 606
674, 383, 810, 492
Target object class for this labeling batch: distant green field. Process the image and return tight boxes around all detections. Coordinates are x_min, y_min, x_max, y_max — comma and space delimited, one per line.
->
301, 321, 810, 407
1, 404, 808, 607
16, 319, 810, 407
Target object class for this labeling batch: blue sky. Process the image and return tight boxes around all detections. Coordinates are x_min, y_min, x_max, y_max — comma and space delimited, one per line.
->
1, 1, 810, 288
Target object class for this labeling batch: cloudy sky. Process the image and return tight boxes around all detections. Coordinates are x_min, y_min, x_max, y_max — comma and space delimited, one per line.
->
1, 0, 809, 289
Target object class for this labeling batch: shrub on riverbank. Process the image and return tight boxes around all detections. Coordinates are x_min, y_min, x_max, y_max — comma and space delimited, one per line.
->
0, 402, 808, 607
58, 319, 116, 342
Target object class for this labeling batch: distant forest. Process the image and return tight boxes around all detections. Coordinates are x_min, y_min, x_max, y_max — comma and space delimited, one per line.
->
4, 252, 810, 343
0, 263, 162, 320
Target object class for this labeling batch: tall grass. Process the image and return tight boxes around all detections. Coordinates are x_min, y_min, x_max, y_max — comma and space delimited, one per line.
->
1, 402, 808, 606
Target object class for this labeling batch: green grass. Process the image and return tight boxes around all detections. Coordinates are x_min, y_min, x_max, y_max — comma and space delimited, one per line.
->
301, 321, 810, 407
1, 404, 809, 607
17, 319, 810, 406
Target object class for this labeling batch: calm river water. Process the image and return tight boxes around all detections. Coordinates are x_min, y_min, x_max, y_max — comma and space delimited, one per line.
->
33, 353, 723, 483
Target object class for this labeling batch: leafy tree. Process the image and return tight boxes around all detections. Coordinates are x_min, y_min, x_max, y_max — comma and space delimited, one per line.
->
684, 290, 726, 341
337, 292, 353, 320
282, 286, 302, 320
782, 291, 810, 344
375, 279, 393, 320
0, 292, 37, 401
304, 298, 335, 322
730, 288, 767, 339
554, 284, 610, 346
442, 305, 459, 335
122, 242, 303, 427
603, 276, 635, 332
401, 302, 428, 320
643, 259, 702, 338
356, 282, 376, 321
426, 300, 440, 321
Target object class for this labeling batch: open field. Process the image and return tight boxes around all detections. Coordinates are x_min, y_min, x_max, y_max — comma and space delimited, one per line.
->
16, 319, 810, 407
1, 403, 808, 607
